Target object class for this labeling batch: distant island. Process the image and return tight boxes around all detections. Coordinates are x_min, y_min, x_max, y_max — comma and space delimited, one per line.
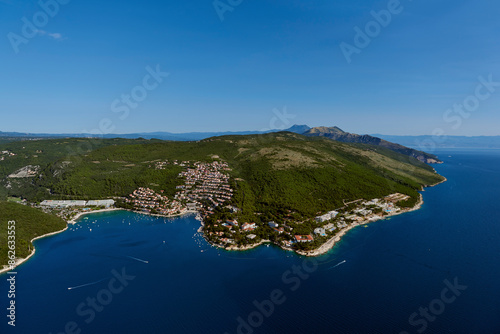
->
0, 128, 445, 270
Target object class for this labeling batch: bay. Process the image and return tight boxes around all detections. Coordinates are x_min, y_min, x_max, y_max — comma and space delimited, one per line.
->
2, 149, 500, 333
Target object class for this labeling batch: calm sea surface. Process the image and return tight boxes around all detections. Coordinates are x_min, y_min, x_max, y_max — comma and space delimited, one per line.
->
2, 149, 500, 333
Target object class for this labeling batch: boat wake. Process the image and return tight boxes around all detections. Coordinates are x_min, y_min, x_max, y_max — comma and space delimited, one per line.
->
328, 260, 346, 270
68, 278, 108, 290
127, 256, 149, 264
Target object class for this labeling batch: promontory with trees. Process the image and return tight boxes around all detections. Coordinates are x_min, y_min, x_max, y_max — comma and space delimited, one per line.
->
0, 129, 445, 267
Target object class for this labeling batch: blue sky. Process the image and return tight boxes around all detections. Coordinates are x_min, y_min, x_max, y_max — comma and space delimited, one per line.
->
1, 0, 499, 135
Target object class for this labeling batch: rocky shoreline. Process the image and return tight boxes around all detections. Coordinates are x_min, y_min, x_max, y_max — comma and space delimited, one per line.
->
207, 176, 446, 257
295, 193, 425, 257
206, 193, 425, 257
0, 225, 69, 275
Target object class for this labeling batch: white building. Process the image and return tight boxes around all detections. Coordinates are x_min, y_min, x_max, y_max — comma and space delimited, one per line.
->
354, 209, 372, 216
87, 200, 115, 208
314, 228, 327, 236
315, 210, 339, 223
268, 221, 279, 228
41, 199, 115, 208
40, 200, 87, 208
324, 223, 336, 232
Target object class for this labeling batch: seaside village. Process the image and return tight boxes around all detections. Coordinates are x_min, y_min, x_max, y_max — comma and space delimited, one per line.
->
32, 157, 412, 252
123, 160, 234, 216
202, 192, 411, 251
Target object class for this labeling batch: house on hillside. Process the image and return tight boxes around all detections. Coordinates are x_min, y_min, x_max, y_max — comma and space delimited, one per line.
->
241, 223, 256, 231
315, 210, 339, 223
226, 219, 238, 226
314, 228, 327, 236
268, 221, 279, 228
295, 235, 314, 243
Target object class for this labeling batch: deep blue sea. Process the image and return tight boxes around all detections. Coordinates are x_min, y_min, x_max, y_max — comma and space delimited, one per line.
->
2, 149, 500, 334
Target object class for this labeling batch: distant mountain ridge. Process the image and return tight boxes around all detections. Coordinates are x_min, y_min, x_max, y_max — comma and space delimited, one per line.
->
0, 125, 311, 142
0, 124, 442, 163
10, 124, 500, 163
303, 126, 442, 164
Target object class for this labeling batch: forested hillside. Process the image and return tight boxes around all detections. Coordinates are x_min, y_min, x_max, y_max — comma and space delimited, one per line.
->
0, 201, 66, 268
0, 133, 444, 220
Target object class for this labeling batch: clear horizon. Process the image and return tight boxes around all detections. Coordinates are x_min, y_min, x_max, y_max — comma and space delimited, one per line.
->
1, 0, 499, 136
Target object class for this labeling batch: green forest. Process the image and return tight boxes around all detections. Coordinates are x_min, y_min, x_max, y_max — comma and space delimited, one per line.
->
0, 201, 66, 268
0, 132, 447, 256
0, 133, 443, 217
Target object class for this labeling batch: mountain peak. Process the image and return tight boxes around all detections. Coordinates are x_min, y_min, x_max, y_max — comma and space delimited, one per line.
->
283, 124, 311, 134
306, 126, 345, 135
303, 126, 441, 164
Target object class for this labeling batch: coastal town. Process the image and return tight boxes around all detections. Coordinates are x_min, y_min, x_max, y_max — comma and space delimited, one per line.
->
124, 187, 186, 216
174, 160, 233, 206
201, 189, 413, 255
20, 156, 418, 256
124, 159, 234, 216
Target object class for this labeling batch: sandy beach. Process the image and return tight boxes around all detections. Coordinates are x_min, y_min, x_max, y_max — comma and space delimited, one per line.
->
67, 207, 125, 224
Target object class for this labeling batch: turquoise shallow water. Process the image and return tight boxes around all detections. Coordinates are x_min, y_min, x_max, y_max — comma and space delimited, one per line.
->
1, 149, 500, 333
